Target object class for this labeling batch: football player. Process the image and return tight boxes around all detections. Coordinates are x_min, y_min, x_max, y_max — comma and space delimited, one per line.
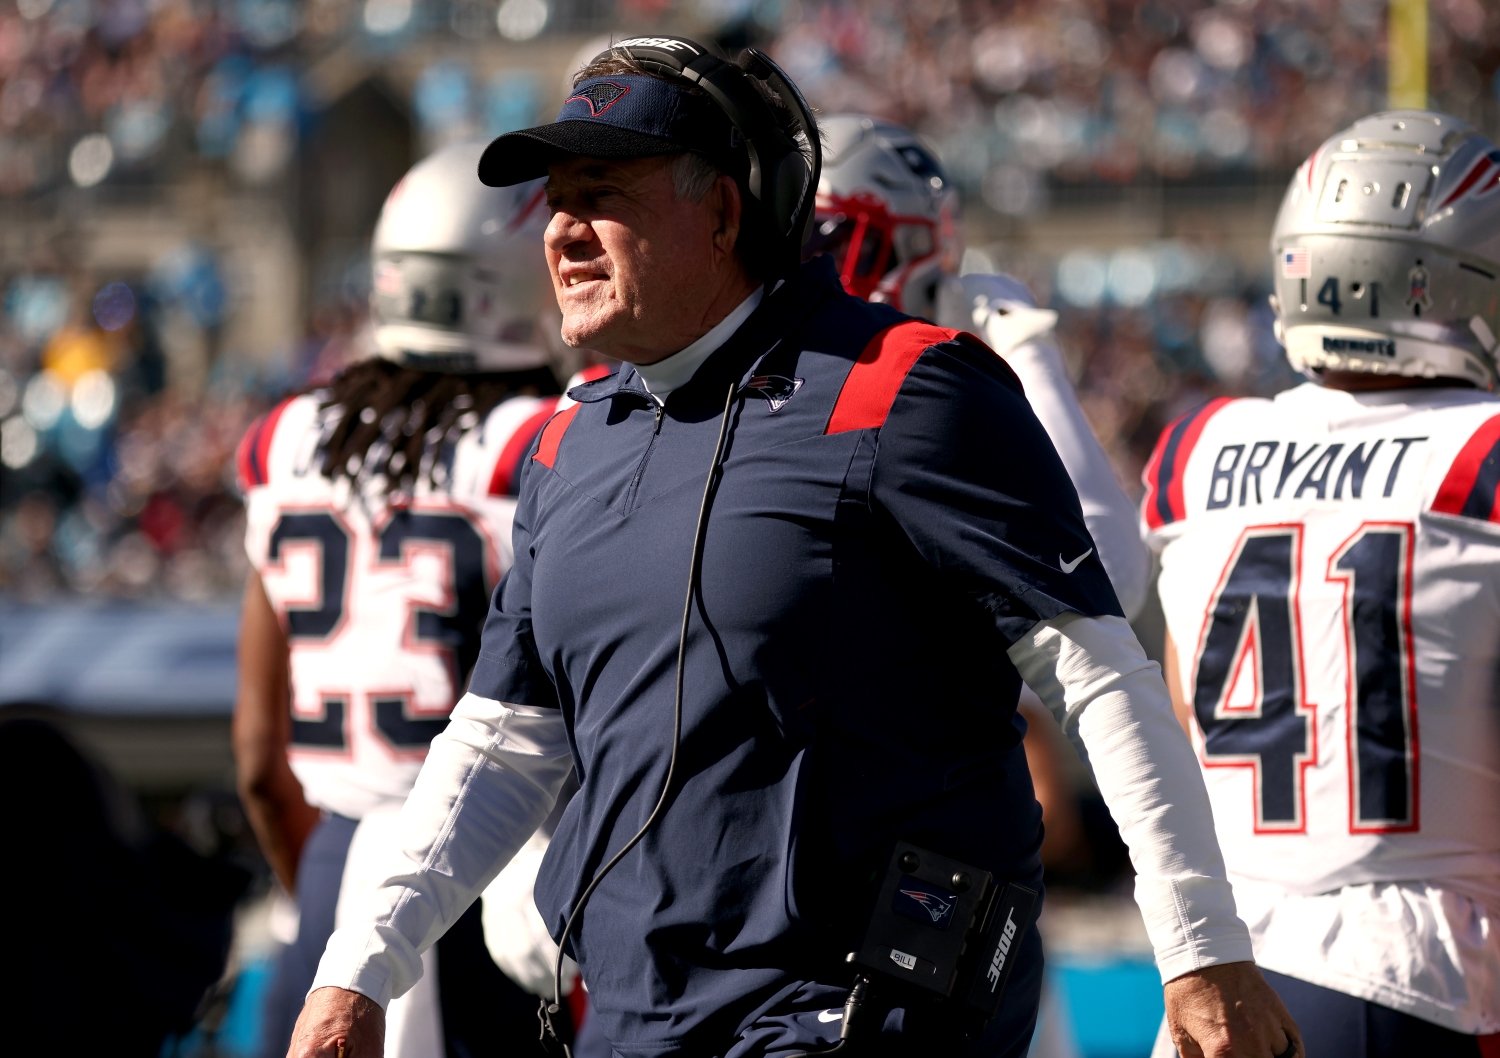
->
233, 140, 573, 1058
1143, 110, 1500, 1057
807, 114, 1149, 622
807, 115, 1149, 881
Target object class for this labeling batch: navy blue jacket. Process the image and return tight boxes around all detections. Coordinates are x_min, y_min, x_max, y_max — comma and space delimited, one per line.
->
469, 256, 1121, 1054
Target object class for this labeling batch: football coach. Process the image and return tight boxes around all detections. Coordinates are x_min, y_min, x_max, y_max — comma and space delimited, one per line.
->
290, 37, 1300, 1058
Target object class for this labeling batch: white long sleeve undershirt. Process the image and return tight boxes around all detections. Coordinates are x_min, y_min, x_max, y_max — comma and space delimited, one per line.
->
311, 694, 574, 1008
311, 612, 1251, 1007
1007, 612, 1253, 982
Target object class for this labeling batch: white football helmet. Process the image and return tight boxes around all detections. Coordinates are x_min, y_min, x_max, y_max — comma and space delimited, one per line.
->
1271, 110, 1500, 388
804, 114, 961, 320
371, 141, 552, 371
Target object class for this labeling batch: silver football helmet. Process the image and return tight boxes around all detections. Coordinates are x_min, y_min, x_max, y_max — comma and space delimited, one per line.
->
371, 141, 552, 371
804, 114, 962, 320
1270, 110, 1500, 388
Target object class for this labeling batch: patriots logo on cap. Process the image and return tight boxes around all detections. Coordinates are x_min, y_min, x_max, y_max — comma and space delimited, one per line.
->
566, 81, 630, 117
743, 375, 803, 412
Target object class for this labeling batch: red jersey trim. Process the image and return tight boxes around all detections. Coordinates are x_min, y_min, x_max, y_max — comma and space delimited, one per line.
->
236, 397, 295, 491
489, 400, 559, 496
1431, 412, 1500, 521
825, 321, 963, 434
1143, 397, 1234, 530
532, 403, 581, 470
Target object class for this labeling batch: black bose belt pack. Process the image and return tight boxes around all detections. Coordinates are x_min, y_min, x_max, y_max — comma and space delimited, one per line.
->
788, 842, 1038, 1056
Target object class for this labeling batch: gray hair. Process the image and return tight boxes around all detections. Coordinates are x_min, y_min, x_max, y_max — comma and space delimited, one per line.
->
669, 151, 723, 202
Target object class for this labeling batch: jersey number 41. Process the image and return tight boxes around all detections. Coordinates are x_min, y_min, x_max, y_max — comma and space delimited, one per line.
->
1190, 522, 1418, 835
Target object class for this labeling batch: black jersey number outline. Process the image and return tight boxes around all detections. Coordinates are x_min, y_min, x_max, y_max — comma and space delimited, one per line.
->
374, 510, 491, 750
268, 512, 354, 750
1191, 522, 1420, 834
268, 511, 352, 640
1191, 525, 1316, 832
269, 507, 494, 754
1327, 522, 1419, 832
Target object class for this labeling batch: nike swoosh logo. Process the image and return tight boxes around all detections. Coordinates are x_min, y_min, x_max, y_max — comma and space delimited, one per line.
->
1059, 548, 1093, 574
817, 1010, 844, 1023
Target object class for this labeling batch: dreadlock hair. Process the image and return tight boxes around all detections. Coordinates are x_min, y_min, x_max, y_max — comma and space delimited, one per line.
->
316, 358, 560, 494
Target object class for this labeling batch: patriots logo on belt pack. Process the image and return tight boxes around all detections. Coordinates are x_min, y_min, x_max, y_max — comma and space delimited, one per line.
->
567, 81, 630, 117
899, 888, 955, 924
743, 375, 803, 412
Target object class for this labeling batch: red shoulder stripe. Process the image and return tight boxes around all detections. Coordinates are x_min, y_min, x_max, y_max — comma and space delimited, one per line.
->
236, 397, 294, 491
235, 418, 262, 491
1142, 397, 1234, 530
826, 321, 961, 434
1432, 412, 1500, 520
580, 363, 612, 383
532, 403, 581, 470
489, 400, 560, 496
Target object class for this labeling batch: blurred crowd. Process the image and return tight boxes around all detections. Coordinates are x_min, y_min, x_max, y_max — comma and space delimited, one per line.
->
768, 0, 1500, 211
971, 238, 1301, 493
0, 0, 1492, 198
1, 0, 1498, 601
0, 290, 252, 601
0, 255, 368, 601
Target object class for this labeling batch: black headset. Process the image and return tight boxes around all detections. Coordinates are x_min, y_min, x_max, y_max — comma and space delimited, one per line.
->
607, 35, 822, 278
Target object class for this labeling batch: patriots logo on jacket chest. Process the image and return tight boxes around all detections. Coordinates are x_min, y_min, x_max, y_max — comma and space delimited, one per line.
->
743, 374, 803, 412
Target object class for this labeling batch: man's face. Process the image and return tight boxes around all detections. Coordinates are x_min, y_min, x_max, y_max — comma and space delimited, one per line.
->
543, 154, 743, 364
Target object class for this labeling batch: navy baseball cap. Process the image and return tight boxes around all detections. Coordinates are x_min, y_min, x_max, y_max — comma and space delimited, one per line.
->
478, 74, 742, 187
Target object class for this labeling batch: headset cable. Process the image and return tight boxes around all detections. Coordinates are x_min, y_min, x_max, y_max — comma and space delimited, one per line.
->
539, 383, 739, 1057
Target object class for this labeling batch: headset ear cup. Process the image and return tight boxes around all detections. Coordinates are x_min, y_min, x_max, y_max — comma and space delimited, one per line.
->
797, 204, 817, 256
771, 155, 810, 237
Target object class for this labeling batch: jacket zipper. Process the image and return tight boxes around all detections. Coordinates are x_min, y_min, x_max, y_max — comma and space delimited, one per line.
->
622, 397, 665, 513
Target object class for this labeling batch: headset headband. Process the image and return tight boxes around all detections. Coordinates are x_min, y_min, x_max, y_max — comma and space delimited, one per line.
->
610, 36, 822, 278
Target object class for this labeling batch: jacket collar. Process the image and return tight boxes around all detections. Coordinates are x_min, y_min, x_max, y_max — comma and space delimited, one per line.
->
564, 255, 846, 409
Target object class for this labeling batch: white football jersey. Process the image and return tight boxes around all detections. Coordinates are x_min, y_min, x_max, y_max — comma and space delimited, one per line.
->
1143, 381, 1500, 1032
239, 388, 561, 820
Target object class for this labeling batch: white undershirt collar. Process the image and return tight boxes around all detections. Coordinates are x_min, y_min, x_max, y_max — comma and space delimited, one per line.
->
633, 286, 764, 402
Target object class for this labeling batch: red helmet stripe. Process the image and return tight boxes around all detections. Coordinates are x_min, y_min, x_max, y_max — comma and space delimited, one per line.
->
1438, 154, 1498, 212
